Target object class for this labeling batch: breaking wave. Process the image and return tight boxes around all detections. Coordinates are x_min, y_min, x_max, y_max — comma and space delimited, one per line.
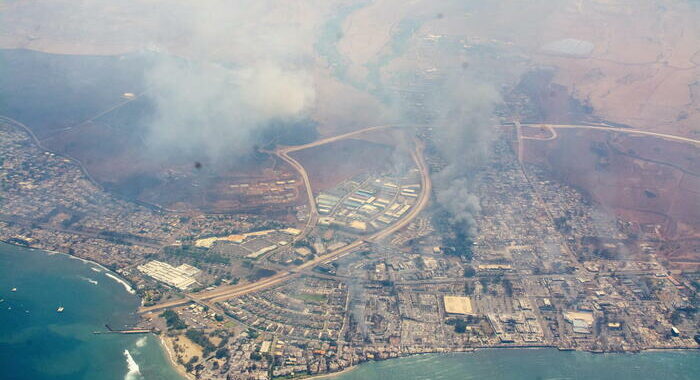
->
79, 276, 98, 285
105, 273, 135, 294
124, 349, 141, 380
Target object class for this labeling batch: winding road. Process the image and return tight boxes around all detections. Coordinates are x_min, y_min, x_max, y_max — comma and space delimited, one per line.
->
520, 123, 700, 145
140, 125, 429, 313
141, 121, 699, 314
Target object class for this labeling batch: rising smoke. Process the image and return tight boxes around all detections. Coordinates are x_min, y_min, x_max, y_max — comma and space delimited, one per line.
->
144, 58, 315, 160
423, 71, 501, 237
142, 0, 323, 161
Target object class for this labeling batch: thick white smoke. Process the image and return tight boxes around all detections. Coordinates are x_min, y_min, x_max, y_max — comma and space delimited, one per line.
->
144, 59, 315, 159
142, 0, 324, 161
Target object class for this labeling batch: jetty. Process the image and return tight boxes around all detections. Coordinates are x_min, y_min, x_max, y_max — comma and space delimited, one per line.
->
92, 324, 154, 335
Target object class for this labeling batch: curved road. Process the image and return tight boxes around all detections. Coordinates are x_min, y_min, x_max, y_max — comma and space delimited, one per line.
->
275, 124, 416, 239
521, 123, 700, 145
143, 121, 699, 313
140, 126, 428, 313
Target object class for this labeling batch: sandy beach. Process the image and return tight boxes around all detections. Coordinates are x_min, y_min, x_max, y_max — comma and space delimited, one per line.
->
306, 365, 359, 380
158, 335, 195, 380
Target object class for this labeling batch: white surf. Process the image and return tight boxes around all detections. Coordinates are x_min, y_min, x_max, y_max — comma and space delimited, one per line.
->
135, 336, 148, 348
105, 273, 135, 294
124, 349, 142, 380
79, 276, 98, 285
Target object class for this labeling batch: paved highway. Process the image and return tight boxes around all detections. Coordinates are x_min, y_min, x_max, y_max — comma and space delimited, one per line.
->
150, 121, 699, 313
275, 123, 416, 237
140, 126, 429, 313
520, 123, 700, 145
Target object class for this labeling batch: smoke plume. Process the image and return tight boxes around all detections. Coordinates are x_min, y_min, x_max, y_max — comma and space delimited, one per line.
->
142, 0, 322, 161
425, 71, 501, 237
144, 59, 315, 160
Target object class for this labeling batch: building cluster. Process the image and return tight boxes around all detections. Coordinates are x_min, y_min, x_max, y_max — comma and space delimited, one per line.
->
315, 171, 421, 234
2, 106, 698, 380
156, 134, 698, 379
220, 277, 347, 341
137, 260, 201, 290
203, 228, 301, 260
224, 176, 301, 209
0, 120, 276, 292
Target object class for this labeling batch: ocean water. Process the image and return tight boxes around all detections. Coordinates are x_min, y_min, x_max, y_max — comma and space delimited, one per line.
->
331, 348, 700, 380
0, 242, 183, 380
3, 241, 698, 380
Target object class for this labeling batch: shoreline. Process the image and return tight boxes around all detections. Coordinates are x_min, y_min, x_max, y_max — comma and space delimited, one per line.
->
3, 240, 699, 380
158, 334, 195, 380
300, 345, 700, 379
306, 364, 359, 379
298, 347, 700, 380
1, 240, 137, 295
0, 241, 190, 379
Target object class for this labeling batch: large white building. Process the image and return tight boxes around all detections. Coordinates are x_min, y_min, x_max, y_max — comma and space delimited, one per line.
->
137, 260, 201, 290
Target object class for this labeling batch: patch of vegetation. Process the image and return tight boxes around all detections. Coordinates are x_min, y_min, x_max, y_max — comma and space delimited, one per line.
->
161, 310, 187, 330
553, 216, 572, 234
247, 268, 277, 282
185, 328, 215, 355
502, 278, 514, 297
224, 321, 237, 329
446, 318, 468, 333
163, 245, 230, 264
246, 328, 259, 339
215, 348, 229, 359
463, 265, 476, 278
250, 221, 287, 232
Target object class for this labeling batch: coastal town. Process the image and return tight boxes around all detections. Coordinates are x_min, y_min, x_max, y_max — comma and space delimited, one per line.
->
2, 110, 698, 380
3, 0, 700, 379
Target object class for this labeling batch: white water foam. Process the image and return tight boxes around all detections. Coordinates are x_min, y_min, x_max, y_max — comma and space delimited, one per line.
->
124, 349, 142, 380
105, 273, 135, 294
79, 276, 99, 285
90, 267, 102, 273
135, 336, 148, 348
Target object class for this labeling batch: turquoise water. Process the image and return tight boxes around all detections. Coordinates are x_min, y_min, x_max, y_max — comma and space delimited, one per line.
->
3, 241, 699, 380
0, 242, 183, 380
331, 349, 700, 380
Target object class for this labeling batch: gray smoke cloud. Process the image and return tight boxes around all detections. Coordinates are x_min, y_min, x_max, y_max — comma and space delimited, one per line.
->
430, 73, 500, 170
142, 0, 323, 161
435, 178, 482, 237
145, 59, 315, 159
347, 276, 368, 339
425, 71, 501, 237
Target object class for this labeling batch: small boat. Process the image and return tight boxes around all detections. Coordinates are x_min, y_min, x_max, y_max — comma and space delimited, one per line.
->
57, 306, 64, 313
11, 288, 17, 292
